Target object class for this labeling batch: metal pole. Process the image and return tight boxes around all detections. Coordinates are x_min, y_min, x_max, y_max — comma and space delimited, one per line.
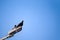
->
1, 35, 11, 40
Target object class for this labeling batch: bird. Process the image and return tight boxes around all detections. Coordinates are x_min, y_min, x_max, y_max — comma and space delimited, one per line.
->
1, 20, 24, 40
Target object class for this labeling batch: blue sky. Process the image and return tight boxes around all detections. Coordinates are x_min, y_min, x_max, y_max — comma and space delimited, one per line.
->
0, 0, 60, 40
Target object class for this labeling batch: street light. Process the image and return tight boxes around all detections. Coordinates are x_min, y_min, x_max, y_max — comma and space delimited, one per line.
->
0, 20, 24, 40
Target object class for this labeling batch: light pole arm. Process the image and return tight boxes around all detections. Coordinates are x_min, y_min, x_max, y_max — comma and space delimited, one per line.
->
0, 20, 24, 40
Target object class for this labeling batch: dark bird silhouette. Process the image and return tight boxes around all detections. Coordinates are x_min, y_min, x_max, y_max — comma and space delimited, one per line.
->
17, 20, 24, 27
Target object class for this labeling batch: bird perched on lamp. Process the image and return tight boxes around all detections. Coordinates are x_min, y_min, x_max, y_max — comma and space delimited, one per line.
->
1, 20, 24, 40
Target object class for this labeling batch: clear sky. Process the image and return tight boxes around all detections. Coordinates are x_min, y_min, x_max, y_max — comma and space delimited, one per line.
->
0, 0, 60, 40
